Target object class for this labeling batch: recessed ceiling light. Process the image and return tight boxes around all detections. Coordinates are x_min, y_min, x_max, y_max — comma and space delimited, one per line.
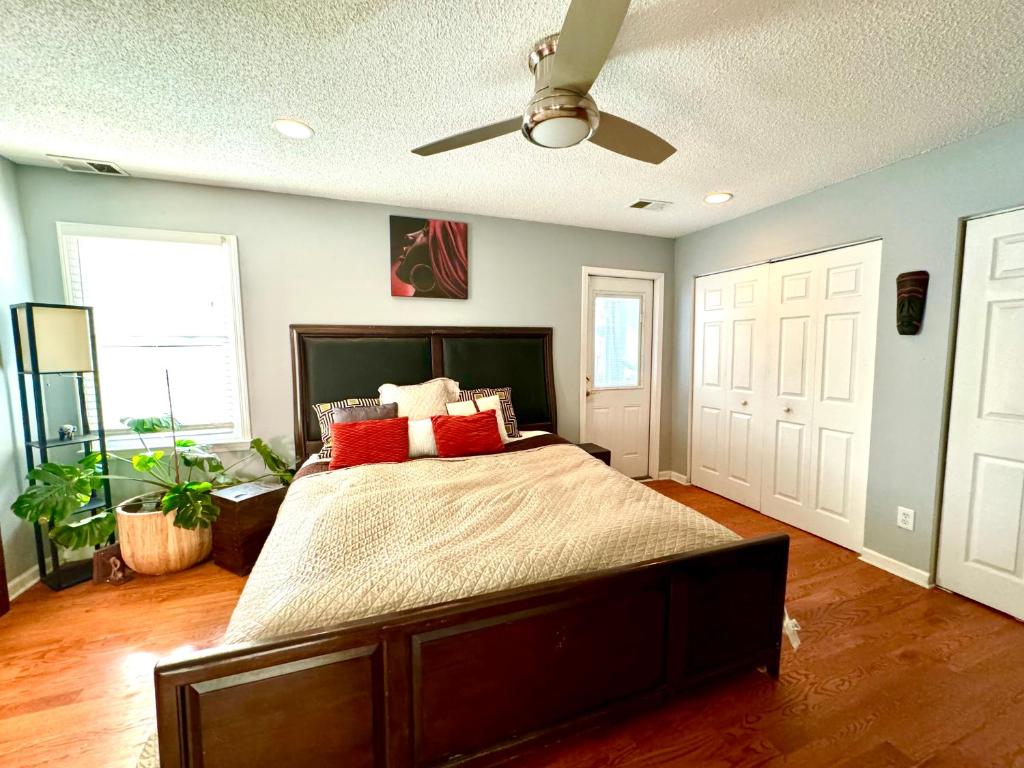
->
271, 118, 314, 139
704, 192, 733, 205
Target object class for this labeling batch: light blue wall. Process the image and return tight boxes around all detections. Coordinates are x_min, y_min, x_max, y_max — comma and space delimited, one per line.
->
0, 157, 35, 584
672, 116, 1024, 573
15, 167, 676, 471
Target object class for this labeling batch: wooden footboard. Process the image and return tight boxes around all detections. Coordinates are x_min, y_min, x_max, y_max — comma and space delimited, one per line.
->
155, 533, 789, 767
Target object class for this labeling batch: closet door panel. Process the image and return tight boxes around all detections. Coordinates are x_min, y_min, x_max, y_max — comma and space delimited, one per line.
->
806, 243, 881, 550
691, 265, 768, 509
761, 242, 881, 550
762, 259, 817, 526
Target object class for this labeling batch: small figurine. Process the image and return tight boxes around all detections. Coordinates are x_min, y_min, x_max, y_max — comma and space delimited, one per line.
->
107, 556, 130, 585
92, 543, 133, 586
58, 424, 77, 441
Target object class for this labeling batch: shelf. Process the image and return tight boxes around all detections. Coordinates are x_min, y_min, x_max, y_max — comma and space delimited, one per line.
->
17, 370, 90, 377
41, 559, 92, 591
28, 433, 104, 449
78, 497, 110, 514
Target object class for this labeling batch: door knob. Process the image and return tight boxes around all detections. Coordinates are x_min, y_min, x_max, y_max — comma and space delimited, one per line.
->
740, 399, 748, 406
783, 406, 792, 413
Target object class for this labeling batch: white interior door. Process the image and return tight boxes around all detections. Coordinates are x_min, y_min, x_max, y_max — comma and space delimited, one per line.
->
761, 241, 881, 551
938, 208, 1024, 620
585, 275, 654, 478
691, 264, 769, 509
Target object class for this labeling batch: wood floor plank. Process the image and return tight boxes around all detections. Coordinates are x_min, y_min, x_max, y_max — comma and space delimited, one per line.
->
0, 482, 1021, 768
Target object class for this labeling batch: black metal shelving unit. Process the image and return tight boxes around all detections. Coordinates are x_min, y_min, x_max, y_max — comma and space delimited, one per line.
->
11, 302, 113, 591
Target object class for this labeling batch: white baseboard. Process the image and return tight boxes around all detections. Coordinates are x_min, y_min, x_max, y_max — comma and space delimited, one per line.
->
656, 471, 690, 485
859, 547, 934, 589
7, 565, 40, 601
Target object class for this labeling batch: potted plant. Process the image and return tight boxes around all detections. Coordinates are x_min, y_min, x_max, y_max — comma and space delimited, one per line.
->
11, 415, 293, 576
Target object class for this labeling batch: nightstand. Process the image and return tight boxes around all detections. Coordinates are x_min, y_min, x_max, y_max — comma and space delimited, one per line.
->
575, 442, 611, 466
211, 482, 288, 576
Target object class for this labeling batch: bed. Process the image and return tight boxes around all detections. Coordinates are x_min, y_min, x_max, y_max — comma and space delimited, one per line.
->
152, 325, 789, 768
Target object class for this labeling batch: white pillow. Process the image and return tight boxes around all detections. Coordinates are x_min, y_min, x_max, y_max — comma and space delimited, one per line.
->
379, 377, 459, 419
408, 418, 438, 458
445, 394, 509, 443
476, 394, 510, 443
444, 400, 477, 416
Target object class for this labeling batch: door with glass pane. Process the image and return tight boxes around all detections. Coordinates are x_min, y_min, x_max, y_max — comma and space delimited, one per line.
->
585, 276, 654, 477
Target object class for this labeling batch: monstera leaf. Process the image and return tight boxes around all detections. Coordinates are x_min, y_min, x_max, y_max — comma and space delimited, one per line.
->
162, 481, 219, 529
121, 415, 183, 434
251, 438, 293, 486
50, 509, 117, 550
11, 454, 104, 526
131, 450, 165, 472
177, 442, 224, 475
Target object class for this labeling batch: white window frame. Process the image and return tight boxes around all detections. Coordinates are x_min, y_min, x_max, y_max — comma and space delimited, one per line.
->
56, 222, 252, 450
589, 290, 646, 392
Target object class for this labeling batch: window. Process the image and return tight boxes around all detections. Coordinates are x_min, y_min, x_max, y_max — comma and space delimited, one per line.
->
58, 223, 250, 447
592, 294, 642, 389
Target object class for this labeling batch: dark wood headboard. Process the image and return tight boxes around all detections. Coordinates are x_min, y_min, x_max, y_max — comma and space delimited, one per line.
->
290, 325, 556, 461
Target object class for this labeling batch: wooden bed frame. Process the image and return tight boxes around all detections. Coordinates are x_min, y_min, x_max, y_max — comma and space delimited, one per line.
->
154, 324, 789, 767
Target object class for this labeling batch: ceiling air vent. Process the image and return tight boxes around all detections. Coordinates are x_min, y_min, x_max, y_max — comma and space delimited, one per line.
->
629, 199, 671, 211
47, 155, 129, 176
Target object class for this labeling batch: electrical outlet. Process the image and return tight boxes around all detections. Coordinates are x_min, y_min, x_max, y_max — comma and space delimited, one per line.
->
897, 506, 915, 531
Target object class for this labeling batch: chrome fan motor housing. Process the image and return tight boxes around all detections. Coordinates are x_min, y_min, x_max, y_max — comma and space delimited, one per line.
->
523, 34, 600, 149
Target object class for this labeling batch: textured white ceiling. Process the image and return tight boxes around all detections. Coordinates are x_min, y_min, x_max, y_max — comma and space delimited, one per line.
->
2, 0, 1023, 237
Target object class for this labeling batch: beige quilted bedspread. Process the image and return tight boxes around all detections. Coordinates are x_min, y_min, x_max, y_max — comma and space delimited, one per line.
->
224, 444, 739, 645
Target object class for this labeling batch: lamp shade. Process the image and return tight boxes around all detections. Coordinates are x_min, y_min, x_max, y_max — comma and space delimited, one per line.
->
16, 304, 94, 373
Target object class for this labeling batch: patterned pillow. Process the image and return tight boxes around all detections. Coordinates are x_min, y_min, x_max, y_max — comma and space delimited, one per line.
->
458, 387, 520, 438
378, 377, 459, 419
313, 398, 386, 458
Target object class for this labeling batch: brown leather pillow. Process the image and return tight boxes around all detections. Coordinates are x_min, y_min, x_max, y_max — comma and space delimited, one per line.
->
330, 403, 398, 424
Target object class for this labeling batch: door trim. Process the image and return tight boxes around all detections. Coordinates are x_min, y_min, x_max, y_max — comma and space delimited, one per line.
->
691, 236, 884, 279
580, 266, 665, 478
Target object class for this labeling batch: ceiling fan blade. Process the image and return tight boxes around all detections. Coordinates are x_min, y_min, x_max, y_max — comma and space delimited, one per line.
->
548, 0, 631, 94
412, 117, 522, 156
589, 112, 676, 164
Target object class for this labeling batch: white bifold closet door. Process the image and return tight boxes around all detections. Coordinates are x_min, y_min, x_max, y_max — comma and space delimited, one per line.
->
761, 241, 881, 551
691, 264, 769, 508
938, 208, 1024, 620
691, 240, 881, 552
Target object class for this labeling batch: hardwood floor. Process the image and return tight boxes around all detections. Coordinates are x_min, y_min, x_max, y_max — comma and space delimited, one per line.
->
1, 483, 1022, 767
0, 562, 244, 768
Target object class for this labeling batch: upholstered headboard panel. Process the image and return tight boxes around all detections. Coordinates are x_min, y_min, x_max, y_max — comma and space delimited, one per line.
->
291, 325, 555, 461
441, 337, 551, 428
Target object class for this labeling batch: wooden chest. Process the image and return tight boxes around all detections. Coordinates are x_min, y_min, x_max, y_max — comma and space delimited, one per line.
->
211, 482, 288, 576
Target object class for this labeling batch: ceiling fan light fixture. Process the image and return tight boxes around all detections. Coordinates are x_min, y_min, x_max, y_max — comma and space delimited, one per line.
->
529, 116, 592, 148
271, 117, 314, 139
704, 191, 734, 205
522, 92, 599, 149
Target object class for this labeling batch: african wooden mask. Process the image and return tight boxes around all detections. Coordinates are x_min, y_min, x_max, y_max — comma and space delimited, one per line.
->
896, 270, 929, 335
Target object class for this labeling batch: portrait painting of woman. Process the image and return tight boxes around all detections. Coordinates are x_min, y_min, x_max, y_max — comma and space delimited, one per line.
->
390, 215, 469, 299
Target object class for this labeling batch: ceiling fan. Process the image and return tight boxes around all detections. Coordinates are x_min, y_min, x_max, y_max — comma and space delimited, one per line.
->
411, 0, 675, 165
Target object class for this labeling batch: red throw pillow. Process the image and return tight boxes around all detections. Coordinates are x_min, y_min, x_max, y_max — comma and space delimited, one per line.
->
329, 417, 409, 470
431, 410, 504, 458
